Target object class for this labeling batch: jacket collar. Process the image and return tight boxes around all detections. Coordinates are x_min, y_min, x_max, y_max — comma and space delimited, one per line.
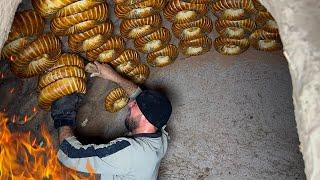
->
129, 130, 162, 138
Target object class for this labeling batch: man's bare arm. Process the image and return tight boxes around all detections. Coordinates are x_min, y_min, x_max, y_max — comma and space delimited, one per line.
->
86, 61, 138, 96
57, 62, 139, 143
110, 72, 139, 97
58, 126, 74, 144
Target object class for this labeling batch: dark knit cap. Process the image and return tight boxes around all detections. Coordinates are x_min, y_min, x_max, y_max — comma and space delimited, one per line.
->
136, 90, 172, 129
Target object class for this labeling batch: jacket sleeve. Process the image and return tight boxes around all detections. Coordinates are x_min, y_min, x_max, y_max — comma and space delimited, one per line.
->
129, 86, 142, 99
57, 136, 132, 175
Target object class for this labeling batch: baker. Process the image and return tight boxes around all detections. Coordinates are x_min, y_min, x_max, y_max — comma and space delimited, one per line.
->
51, 61, 172, 180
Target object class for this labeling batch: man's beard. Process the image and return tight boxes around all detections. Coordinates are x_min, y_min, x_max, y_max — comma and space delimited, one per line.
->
125, 110, 139, 132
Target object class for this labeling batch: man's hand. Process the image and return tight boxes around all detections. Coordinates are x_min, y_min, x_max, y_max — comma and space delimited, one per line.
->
51, 93, 83, 128
86, 61, 121, 82
58, 126, 74, 144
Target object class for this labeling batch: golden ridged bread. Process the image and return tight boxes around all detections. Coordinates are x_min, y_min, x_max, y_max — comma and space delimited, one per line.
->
256, 11, 278, 33
249, 29, 282, 51
2, 10, 44, 59
86, 36, 126, 63
5, 10, 44, 43
113, 0, 143, 5
113, 0, 126, 4
127, 64, 150, 84
38, 77, 86, 110
252, 0, 267, 12
124, 0, 166, 7
261, 19, 278, 34
147, 44, 179, 67
215, 19, 256, 33
172, 16, 213, 40
38, 53, 86, 110
220, 9, 249, 21
179, 36, 212, 56
181, 0, 212, 3
2, 37, 36, 60
215, 19, 256, 38
51, 3, 108, 35
212, 0, 256, 14
256, 11, 274, 24
10, 34, 62, 78
105, 87, 129, 113
115, 4, 154, 19
110, 49, 140, 74
50, 53, 85, 70
214, 36, 250, 55
38, 54, 86, 90
164, 0, 208, 23
32, 0, 77, 17
211, 0, 256, 20
55, 0, 105, 17
120, 14, 162, 39
114, 0, 166, 19
68, 22, 114, 52
38, 66, 86, 90
134, 27, 171, 53
48, 53, 85, 71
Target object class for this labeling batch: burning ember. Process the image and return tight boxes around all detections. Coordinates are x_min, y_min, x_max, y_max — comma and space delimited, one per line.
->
6, 107, 39, 125
32, 106, 37, 113
23, 114, 28, 123
9, 55, 16, 62
0, 72, 4, 79
0, 113, 95, 179
8, 87, 16, 94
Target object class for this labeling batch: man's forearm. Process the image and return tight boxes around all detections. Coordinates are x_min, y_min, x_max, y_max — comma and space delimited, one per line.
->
90, 61, 140, 97
58, 126, 74, 144
113, 74, 139, 97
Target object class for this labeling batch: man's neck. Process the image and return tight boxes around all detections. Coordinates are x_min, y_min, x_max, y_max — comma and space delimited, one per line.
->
132, 126, 157, 135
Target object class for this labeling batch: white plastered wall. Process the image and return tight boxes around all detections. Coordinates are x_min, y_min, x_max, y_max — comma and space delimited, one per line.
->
259, 0, 320, 179
0, 0, 319, 179
0, 0, 22, 52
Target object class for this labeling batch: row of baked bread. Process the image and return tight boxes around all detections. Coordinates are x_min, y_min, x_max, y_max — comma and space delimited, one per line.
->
114, 0, 179, 67
1, 10, 87, 111
250, 0, 282, 51
164, 0, 213, 56
1, 0, 283, 113
33, 0, 154, 112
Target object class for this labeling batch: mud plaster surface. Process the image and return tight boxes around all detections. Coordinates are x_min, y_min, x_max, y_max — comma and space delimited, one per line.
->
0, 0, 306, 179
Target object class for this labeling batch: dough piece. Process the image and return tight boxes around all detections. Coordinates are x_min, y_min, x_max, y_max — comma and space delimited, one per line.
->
147, 44, 179, 67
105, 87, 129, 113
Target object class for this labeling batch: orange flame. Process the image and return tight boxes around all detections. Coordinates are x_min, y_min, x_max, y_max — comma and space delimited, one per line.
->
0, 72, 4, 79
0, 113, 95, 179
86, 160, 96, 178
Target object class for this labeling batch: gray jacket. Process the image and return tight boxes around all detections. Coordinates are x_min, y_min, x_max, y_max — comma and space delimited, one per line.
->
58, 127, 169, 180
